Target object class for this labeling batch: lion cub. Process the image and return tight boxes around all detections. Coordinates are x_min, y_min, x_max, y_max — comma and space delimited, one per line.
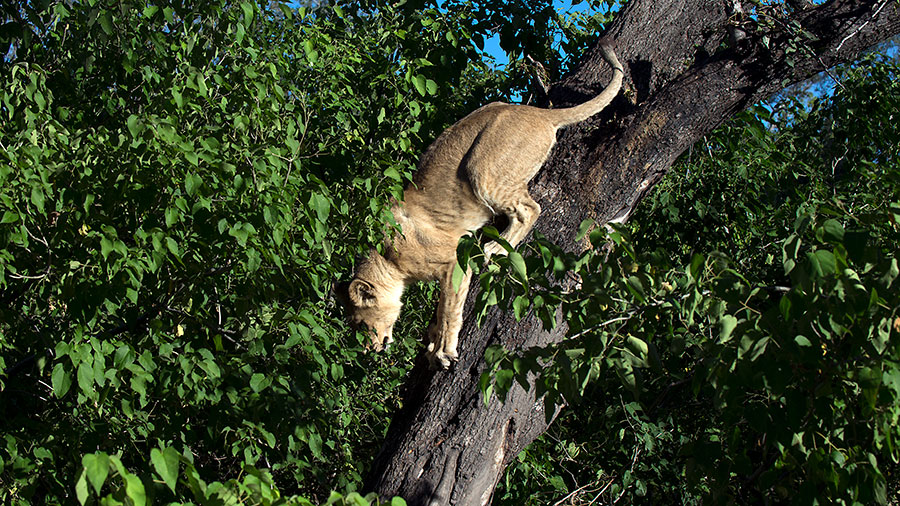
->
339, 40, 624, 369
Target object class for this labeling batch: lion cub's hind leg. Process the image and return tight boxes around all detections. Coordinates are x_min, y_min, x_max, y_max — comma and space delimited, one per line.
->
464, 112, 554, 259
482, 190, 541, 258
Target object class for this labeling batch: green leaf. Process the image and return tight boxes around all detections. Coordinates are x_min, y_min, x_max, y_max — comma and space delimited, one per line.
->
156, 122, 177, 144
616, 360, 637, 394
495, 369, 514, 399
625, 276, 646, 303
77, 360, 94, 394
76, 470, 89, 505
689, 253, 704, 280
123, 472, 146, 506
451, 261, 466, 292
246, 248, 261, 272
822, 219, 844, 243
718, 315, 738, 344
240, 2, 254, 26
509, 251, 527, 283
165, 207, 181, 228
126, 115, 144, 138
484, 345, 506, 366
196, 74, 208, 98
303, 40, 318, 63
795, 335, 812, 347
513, 295, 529, 320
408, 100, 421, 117
150, 447, 179, 492
286, 136, 300, 154
783, 234, 802, 273
548, 474, 567, 491
310, 192, 330, 223
879, 258, 898, 289
482, 382, 494, 406
874, 318, 890, 354
748, 336, 770, 361
0, 211, 18, 224
82, 453, 109, 495
51, 363, 71, 398
30, 186, 45, 213
100, 238, 114, 259
807, 249, 836, 277
185, 173, 202, 196
477, 370, 495, 405
626, 335, 649, 357
250, 373, 267, 393
229, 225, 249, 246
308, 433, 323, 460
413, 75, 427, 96
98, 12, 113, 35
481, 226, 501, 241
576, 218, 594, 241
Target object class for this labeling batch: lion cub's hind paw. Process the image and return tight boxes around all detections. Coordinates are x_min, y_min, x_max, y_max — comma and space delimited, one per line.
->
483, 242, 509, 260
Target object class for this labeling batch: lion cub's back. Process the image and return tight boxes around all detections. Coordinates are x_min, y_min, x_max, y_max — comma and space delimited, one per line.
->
404, 103, 501, 228
414, 102, 505, 181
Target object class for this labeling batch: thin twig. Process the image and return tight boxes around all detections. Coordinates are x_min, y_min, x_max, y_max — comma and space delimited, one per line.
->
9, 266, 51, 280
567, 315, 632, 340
551, 482, 592, 506
588, 478, 616, 504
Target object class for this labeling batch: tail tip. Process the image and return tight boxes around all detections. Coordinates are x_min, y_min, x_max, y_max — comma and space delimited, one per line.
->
598, 37, 616, 51
598, 37, 623, 72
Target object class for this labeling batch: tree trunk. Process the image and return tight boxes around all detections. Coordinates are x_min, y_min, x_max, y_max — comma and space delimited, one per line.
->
365, 1, 900, 504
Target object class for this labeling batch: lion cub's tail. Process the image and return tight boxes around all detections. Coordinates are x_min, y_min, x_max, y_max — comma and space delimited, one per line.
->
549, 39, 624, 128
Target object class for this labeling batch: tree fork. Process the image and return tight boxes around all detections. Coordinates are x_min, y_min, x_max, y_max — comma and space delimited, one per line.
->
365, 1, 900, 504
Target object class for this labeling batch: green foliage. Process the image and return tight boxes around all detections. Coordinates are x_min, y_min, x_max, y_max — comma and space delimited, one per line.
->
489, 56, 900, 504
0, 0, 504, 503
70, 447, 408, 505
3, 0, 899, 504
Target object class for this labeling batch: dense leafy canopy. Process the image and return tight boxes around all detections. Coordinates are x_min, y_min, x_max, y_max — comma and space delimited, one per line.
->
1, 0, 898, 505
0, 0, 510, 503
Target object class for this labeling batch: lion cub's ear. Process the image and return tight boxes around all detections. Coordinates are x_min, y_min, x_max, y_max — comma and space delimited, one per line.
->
348, 279, 378, 307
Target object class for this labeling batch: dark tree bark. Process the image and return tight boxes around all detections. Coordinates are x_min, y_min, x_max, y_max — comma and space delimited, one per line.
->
365, 1, 900, 504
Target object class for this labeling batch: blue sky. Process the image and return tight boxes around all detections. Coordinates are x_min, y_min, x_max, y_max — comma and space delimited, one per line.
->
479, 0, 608, 68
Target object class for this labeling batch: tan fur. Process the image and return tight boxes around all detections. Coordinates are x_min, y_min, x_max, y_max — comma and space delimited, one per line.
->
340, 41, 624, 369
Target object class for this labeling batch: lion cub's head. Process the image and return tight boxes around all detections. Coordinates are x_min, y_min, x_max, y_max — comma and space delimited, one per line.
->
336, 254, 405, 351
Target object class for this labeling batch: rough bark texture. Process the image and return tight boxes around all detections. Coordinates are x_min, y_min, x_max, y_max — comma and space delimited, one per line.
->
365, 1, 900, 504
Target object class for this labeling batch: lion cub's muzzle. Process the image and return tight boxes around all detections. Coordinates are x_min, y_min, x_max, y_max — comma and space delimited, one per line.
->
355, 323, 393, 353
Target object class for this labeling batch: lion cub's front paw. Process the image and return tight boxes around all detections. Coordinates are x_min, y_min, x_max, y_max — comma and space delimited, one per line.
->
425, 348, 458, 370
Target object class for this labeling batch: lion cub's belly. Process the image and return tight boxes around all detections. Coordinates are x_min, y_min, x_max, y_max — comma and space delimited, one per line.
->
393, 187, 491, 281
